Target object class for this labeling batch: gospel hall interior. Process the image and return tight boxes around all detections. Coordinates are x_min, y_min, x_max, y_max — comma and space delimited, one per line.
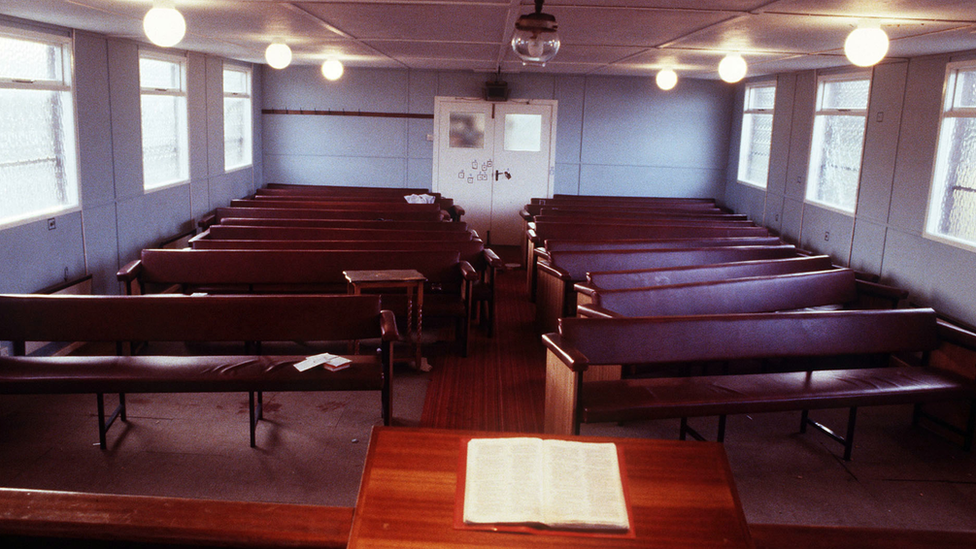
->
2, 1, 976, 542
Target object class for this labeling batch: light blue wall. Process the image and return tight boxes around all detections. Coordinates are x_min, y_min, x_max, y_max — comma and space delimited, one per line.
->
0, 20, 262, 297
725, 53, 976, 327
261, 67, 735, 197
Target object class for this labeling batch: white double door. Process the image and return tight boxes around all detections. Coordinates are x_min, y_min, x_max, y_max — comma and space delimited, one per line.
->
433, 97, 556, 246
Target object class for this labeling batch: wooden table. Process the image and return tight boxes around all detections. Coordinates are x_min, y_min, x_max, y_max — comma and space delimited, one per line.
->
348, 426, 755, 548
344, 269, 425, 368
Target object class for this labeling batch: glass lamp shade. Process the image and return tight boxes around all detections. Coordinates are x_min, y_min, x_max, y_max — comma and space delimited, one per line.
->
718, 54, 747, 83
265, 43, 292, 69
321, 59, 344, 81
143, 7, 186, 48
845, 25, 889, 67
511, 12, 560, 66
656, 69, 678, 90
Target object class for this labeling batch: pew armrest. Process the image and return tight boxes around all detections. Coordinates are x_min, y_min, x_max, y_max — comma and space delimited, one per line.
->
459, 260, 480, 282
483, 247, 505, 271
116, 260, 143, 295
379, 309, 400, 342
575, 304, 621, 319
541, 332, 592, 372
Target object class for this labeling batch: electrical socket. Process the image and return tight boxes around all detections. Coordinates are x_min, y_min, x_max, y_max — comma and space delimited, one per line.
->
47, 218, 56, 230
824, 230, 831, 242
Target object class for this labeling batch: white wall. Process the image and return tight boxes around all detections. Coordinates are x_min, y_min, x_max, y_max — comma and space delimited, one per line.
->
0, 18, 262, 297
725, 53, 976, 327
261, 67, 735, 198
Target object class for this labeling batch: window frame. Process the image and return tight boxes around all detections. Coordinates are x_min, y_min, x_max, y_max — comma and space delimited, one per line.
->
222, 63, 252, 172
804, 70, 872, 215
736, 80, 776, 189
923, 59, 976, 253
139, 48, 189, 192
0, 25, 81, 229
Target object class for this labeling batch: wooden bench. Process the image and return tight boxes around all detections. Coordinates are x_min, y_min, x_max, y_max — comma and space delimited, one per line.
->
535, 245, 798, 332
541, 309, 976, 460
748, 523, 976, 549
576, 268, 908, 317
210, 207, 447, 224
194, 225, 475, 243
582, 255, 835, 290
0, 294, 398, 449
525, 220, 771, 294
214, 217, 471, 230
116, 249, 477, 356
229, 198, 447, 214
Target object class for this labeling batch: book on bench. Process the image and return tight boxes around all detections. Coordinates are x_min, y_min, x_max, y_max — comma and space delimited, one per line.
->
293, 353, 352, 372
461, 437, 630, 532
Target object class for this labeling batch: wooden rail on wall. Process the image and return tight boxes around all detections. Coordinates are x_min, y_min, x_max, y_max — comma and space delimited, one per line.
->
262, 109, 434, 120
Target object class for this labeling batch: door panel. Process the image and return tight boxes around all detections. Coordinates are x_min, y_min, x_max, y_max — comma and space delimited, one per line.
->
434, 98, 556, 246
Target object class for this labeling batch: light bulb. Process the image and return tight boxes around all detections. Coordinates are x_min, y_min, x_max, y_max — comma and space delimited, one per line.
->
527, 36, 545, 58
656, 69, 678, 91
718, 54, 747, 83
143, 3, 186, 48
845, 23, 889, 67
265, 43, 292, 69
321, 59, 344, 81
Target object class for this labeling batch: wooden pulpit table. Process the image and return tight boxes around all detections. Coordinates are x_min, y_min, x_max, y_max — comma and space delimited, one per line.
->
348, 426, 755, 548
344, 269, 425, 368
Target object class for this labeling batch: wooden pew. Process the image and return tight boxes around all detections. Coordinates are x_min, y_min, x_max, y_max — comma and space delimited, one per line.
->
582, 255, 835, 291
229, 198, 445, 214
214, 217, 472, 231
210, 207, 447, 225
266, 182, 432, 194
576, 269, 861, 318
194, 225, 475, 242
524, 220, 770, 293
541, 309, 976, 460
0, 487, 354, 548
535, 245, 798, 332
116, 249, 476, 356
0, 294, 397, 448
748, 523, 976, 549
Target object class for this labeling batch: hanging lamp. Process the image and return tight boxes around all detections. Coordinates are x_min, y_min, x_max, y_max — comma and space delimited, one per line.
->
511, 0, 560, 66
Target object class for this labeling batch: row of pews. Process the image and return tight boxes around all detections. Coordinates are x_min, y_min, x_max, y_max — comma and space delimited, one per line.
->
521, 194, 976, 453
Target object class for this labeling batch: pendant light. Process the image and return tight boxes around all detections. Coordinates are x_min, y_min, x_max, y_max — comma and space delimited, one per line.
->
143, 0, 186, 48
511, 0, 560, 66
321, 58, 344, 81
656, 69, 678, 91
845, 21, 889, 67
718, 53, 747, 83
265, 42, 292, 69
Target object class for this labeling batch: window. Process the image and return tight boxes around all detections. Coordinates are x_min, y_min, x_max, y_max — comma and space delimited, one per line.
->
0, 27, 78, 227
223, 64, 251, 171
737, 82, 776, 187
806, 73, 871, 213
140, 51, 188, 190
925, 61, 976, 251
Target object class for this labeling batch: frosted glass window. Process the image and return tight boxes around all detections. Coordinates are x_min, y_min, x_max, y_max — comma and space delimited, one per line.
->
806, 73, 870, 213
449, 113, 484, 148
140, 52, 188, 190
223, 65, 252, 171
0, 29, 79, 227
504, 114, 541, 152
925, 63, 976, 250
737, 82, 776, 187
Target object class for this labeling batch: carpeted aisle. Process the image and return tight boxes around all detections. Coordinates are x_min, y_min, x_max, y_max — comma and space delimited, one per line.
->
420, 250, 546, 433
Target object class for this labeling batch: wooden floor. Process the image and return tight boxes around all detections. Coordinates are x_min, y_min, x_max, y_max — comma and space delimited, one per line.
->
420, 249, 546, 433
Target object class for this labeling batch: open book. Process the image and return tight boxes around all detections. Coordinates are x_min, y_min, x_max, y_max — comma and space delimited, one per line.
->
292, 352, 352, 372
462, 437, 630, 531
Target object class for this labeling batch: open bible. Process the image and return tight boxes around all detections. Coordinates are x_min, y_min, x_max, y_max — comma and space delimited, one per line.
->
461, 437, 630, 531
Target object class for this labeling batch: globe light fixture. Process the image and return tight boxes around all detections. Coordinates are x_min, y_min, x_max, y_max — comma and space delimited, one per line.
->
143, 0, 186, 48
265, 43, 292, 69
845, 21, 889, 67
718, 53, 747, 83
321, 58, 344, 81
656, 69, 678, 91
511, 0, 560, 66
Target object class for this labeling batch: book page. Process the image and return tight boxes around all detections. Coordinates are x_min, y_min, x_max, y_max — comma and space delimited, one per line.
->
463, 438, 544, 525
541, 440, 630, 530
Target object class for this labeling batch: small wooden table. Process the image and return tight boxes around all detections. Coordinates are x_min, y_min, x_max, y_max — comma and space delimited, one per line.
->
348, 427, 755, 548
344, 269, 425, 368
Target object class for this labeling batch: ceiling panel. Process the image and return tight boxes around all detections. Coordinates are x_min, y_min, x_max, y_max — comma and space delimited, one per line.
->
2, 0, 976, 78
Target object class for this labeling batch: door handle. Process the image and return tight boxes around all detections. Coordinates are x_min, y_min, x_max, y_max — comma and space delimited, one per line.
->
494, 170, 511, 181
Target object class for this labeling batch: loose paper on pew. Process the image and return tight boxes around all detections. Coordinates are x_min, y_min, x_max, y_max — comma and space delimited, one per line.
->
462, 438, 630, 531
293, 353, 352, 372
